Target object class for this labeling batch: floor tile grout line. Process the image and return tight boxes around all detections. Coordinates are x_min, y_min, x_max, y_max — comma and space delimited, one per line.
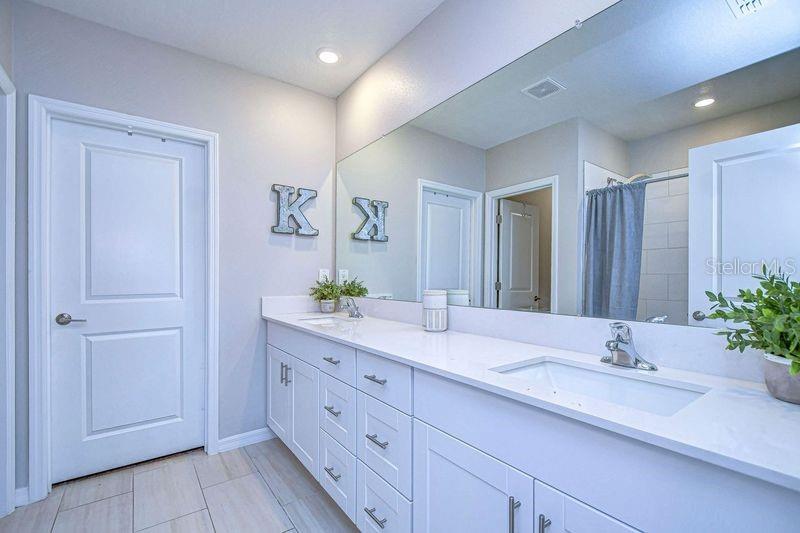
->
49, 488, 65, 533
245, 443, 300, 531
56, 489, 134, 514
193, 458, 218, 533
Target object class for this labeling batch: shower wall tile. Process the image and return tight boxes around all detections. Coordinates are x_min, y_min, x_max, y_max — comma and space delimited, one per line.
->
645, 194, 688, 224
639, 274, 668, 299
645, 180, 669, 199
638, 167, 690, 325
668, 221, 688, 248
647, 248, 688, 274
669, 176, 689, 195
643, 223, 668, 249
668, 274, 688, 301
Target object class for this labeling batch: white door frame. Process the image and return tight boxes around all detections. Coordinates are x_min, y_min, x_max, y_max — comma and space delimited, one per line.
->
27, 95, 220, 501
484, 175, 559, 310
0, 66, 16, 517
416, 179, 483, 306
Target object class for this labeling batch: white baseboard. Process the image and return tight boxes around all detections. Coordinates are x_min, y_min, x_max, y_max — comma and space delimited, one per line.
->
216, 427, 275, 453
15, 486, 28, 507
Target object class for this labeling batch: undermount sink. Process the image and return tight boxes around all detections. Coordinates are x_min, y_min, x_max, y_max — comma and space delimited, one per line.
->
298, 316, 358, 327
492, 358, 708, 416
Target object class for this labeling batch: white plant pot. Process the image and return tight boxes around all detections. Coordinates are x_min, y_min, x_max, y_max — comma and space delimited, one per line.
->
319, 300, 336, 313
763, 353, 800, 404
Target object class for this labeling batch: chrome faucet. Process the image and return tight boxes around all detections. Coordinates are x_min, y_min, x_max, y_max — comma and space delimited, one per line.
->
342, 297, 363, 319
602, 322, 657, 371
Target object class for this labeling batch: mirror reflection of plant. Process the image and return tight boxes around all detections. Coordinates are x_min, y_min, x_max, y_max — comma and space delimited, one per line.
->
341, 277, 368, 298
707, 266, 800, 375
309, 278, 342, 302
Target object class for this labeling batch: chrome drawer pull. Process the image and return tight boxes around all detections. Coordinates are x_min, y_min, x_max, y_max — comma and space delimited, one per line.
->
364, 507, 387, 529
284, 366, 291, 385
323, 466, 341, 482
538, 513, 551, 531
324, 405, 341, 417
279, 362, 286, 385
363, 374, 387, 385
323, 356, 341, 365
508, 496, 522, 532
366, 433, 389, 449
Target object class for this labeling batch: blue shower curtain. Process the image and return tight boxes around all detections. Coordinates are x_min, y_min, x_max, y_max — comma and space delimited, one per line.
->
583, 182, 646, 320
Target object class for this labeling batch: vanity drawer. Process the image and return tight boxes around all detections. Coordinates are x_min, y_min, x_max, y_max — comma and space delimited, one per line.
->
319, 429, 357, 522
357, 392, 413, 499
357, 460, 412, 533
269, 322, 356, 385
319, 373, 357, 454
357, 350, 413, 414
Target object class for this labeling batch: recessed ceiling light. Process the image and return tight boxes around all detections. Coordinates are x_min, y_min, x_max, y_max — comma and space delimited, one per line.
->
694, 97, 715, 108
317, 48, 340, 64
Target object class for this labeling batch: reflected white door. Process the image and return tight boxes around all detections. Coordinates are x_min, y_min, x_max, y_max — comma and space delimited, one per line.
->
419, 190, 473, 301
50, 117, 206, 482
498, 199, 539, 310
689, 123, 800, 327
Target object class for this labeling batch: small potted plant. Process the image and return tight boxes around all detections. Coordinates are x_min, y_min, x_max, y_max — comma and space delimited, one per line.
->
706, 266, 800, 404
340, 277, 368, 299
309, 278, 341, 313
338, 277, 368, 312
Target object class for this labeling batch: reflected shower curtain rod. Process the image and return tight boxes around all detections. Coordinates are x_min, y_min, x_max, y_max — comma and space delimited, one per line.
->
602, 172, 689, 189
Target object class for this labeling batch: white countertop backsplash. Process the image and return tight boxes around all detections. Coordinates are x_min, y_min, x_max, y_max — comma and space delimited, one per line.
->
262, 296, 800, 492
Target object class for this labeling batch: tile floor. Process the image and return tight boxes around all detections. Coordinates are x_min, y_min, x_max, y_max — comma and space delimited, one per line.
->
0, 438, 356, 533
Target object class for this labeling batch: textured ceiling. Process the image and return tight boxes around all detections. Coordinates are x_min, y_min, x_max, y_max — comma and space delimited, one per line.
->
29, 0, 445, 97
411, 0, 800, 148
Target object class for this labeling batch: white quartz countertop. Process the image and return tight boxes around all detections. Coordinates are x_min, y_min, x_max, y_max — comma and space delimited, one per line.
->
263, 311, 800, 492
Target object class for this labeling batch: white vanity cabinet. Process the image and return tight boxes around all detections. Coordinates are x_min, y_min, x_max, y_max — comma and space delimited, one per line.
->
266, 345, 290, 441
266, 318, 795, 532
413, 420, 534, 533
534, 481, 637, 533
286, 355, 320, 479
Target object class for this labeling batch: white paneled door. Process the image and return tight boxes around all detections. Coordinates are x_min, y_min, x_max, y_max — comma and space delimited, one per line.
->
688, 123, 800, 327
498, 199, 539, 311
49, 117, 206, 482
419, 189, 474, 302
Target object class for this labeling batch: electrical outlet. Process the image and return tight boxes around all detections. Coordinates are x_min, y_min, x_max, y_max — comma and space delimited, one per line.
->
338, 269, 349, 284
318, 269, 330, 282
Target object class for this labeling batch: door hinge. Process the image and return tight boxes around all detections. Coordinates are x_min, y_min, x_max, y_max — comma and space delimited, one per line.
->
496, 214, 503, 225
495, 281, 502, 291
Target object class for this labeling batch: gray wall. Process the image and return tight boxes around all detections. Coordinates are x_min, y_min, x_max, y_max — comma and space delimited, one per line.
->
12, 1, 335, 487
335, 0, 616, 161
337, 125, 485, 301
628, 97, 800, 174
0, 0, 11, 77
486, 119, 580, 314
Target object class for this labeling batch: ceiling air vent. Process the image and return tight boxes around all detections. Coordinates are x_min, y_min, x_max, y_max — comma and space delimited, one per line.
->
725, 0, 774, 18
521, 77, 565, 100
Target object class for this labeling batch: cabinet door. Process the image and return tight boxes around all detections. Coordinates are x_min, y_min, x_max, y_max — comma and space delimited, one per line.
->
288, 354, 320, 479
267, 345, 289, 442
535, 481, 638, 533
413, 420, 533, 533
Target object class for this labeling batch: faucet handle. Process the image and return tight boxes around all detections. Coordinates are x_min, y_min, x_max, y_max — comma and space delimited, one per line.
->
608, 321, 632, 341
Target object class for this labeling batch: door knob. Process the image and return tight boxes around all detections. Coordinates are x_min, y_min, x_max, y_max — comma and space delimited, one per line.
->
55, 313, 87, 326
692, 310, 706, 321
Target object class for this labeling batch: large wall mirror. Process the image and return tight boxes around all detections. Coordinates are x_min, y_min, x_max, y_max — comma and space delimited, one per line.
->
336, 0, 800, 327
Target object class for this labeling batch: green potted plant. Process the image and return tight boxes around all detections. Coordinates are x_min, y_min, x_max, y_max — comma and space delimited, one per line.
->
340, 277, 368, 298
309, 278, 341, 313
706, 266, 800, 404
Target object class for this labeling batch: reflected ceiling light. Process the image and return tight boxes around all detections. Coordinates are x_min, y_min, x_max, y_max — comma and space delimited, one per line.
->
694, 97, 715, 108
317, 48, 340, 64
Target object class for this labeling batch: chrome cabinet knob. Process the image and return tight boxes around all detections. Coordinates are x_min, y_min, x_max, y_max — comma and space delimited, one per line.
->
55, 313, 87, 325
692, 310, 707, 321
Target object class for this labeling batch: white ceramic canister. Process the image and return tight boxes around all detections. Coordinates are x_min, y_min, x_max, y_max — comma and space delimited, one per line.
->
423, 290, 448, 332
446, 289, 470, 307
